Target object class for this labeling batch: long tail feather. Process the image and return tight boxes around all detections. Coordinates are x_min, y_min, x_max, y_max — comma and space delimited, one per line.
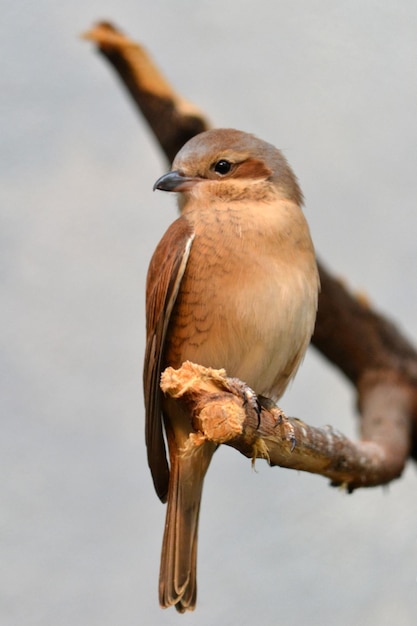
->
159, 441, 214, 612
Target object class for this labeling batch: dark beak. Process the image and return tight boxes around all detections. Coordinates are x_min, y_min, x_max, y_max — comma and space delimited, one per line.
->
153, 170, 200, 192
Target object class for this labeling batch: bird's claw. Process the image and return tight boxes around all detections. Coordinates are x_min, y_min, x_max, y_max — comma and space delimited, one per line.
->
288, 430, 296, 452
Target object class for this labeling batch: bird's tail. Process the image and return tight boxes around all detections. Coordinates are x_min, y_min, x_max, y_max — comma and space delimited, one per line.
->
159, 441, 214, 613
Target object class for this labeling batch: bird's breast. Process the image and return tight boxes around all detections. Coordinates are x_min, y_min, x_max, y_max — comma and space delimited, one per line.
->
164, 201, 318, 399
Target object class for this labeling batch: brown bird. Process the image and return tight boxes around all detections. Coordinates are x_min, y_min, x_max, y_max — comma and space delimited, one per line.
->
144, 128, 319, 612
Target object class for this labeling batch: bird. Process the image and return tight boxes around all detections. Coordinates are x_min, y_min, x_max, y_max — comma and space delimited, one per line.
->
143, 128, 319, 612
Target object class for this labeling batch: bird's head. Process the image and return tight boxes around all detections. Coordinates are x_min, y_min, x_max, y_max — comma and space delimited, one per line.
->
153, 128, 303, 208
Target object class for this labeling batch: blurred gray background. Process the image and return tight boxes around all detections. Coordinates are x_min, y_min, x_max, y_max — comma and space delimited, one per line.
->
2, 2, 417, 625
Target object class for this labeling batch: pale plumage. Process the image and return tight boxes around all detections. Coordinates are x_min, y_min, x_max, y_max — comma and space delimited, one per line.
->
144, 128, 319, 612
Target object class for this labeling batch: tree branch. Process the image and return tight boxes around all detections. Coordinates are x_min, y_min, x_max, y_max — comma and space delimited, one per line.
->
161, 362, 410, 491
83, 22, 210, 163
83, 21, 417, 484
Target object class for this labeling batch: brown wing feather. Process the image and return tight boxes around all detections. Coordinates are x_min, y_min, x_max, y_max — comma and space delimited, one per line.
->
143, 216, 195, 502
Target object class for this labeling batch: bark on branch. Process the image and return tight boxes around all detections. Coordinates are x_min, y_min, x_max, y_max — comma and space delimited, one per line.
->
83, 21, 417, 486
162, 362, 410, 491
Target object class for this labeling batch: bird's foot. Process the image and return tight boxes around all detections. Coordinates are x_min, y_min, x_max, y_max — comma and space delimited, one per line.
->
227, 380, 274, 429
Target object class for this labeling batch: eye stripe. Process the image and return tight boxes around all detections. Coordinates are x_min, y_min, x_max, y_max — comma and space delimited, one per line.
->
232, 158, 272, 180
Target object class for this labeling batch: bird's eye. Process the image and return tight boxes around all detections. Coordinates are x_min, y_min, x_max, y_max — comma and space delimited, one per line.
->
213, 159, 232, 175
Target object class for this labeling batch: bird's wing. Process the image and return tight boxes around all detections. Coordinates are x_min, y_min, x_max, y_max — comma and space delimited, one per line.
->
144, 216, 195, 502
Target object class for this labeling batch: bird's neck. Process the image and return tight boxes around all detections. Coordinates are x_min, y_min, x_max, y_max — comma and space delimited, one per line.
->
179, 191, 311, 256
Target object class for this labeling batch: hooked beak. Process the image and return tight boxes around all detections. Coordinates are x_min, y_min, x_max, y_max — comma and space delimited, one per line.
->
153, 170, 200, 192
